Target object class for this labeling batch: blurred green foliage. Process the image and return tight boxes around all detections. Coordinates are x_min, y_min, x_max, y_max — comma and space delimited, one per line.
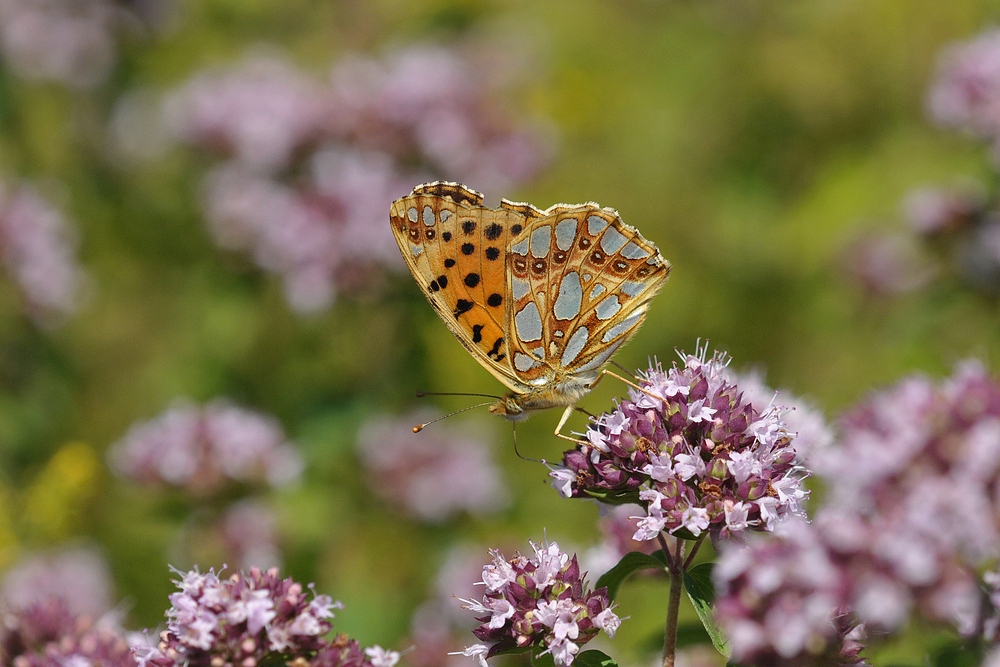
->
2, 0, 1000, 664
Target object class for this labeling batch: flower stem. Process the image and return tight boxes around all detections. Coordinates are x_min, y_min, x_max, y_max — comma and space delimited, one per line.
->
662, 536, 685, 667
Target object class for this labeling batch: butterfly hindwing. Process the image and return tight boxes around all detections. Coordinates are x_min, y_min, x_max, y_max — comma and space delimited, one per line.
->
389, 182, 527, 392
505, 206, 670, 384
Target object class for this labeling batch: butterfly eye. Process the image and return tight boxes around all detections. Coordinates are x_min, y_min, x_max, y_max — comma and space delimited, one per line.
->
553, 250, 568, 264
531, 259, 547, 275
612, 259, 629, 273
513, 257, 528, 274
425, 229, 436, 240
590, 250, 606, 264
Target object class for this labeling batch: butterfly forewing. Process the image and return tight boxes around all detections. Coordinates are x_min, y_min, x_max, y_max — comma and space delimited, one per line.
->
389, 182, 528, 392
505, 206, 670, 384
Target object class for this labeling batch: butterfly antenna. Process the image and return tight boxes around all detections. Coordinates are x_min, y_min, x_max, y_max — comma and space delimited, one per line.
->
511, 422, 545, 464
412, 401, 494, 433
611, 360, 636, 376
416, 391, 503, 400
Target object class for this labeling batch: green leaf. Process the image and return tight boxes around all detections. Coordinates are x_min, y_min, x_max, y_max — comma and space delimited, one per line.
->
582, 489, 642, 505
594, 550, 668, 600
531, 647, 557, 667
682, 562, 730, 658
574, 649, 619, 667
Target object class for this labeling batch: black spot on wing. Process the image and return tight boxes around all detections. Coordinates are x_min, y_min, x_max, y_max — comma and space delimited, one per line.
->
485, 223, 503, 240
461, 243, 475, 255
453, 300, 474, 317
472, 324, 483, 343
487, 293, 503, 307
464, 273, 480, 288
485, 247, 500, 261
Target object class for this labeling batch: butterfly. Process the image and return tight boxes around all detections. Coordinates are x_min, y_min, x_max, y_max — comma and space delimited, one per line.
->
389, 182, 671, 439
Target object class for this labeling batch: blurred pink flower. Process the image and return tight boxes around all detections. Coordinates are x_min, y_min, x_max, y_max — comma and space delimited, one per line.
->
807, 361, 1000, 632
157, 43, 551, 312
164, 53, 333, 171
356, 410, 509, 523
220, 498, 281, 571
109, 398, 303, 495
929, 28, 1000, 156
0, 183, 84, 323
714, 519, 867, 665
0, 0, 116, 87
726, 368, 834, 464
1, 547, 113, 618
844, 231, 933, 296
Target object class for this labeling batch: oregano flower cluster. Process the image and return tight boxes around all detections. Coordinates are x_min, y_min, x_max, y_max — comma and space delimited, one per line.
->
134, 566, 399, 667
550, 346, 809, 542
456, 541, 620, 667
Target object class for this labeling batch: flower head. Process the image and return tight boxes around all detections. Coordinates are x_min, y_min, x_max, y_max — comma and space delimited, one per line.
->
357, 410, 509, 522
455, 541, 619, 667
134, 566, 394, 667
109, 398, 302, 495
713, 519, 867, 665
551, 345, 808, 542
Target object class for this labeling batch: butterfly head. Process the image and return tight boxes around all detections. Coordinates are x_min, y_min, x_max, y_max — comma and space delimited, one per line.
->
488, 395, 532, 422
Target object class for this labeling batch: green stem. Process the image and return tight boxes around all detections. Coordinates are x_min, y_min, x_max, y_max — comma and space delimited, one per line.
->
662, 536, 685, 667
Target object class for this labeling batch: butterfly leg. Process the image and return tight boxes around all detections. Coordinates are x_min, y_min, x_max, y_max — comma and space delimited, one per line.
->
589, 369, 663, 405
554, 405, 587, 444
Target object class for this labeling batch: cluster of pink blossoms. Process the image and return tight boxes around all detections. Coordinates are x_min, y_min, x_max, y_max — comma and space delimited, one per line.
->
134, 566, 399, 667
0, 548, 133, 667
109, 398, 303, 494
809, 361, 1000, 631
456, 541, 620, 667
714, 360, 1000, 662
928, 28, 1000, 157
155, 45, 549, 312
713, 519, 867, 665
0, 0, 168, 88
551, 346, 809, 542
0, 183, 84, 324
356, 410, 509, 523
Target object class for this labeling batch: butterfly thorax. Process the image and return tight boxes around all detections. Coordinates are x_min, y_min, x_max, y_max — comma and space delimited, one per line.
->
488, 374, 597, 421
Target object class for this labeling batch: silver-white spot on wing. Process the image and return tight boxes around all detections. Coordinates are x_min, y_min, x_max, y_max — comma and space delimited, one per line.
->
553, 272, 582, 321
514, 353, 540, 371
620, 241, 651, 259
575, 339, 624, 373
595, 295, 622, 320
407, 207, 418, 222
589, 284, 607, 300
422, 206, 435, 226
621, 281, 645, 297
600, 226, 628, 255
555, 218, 578, 251
587, 215, 608, 235
531, 346, 545, 359
512, 277, 530, 300
511, 237, 529, 255
440, 210, 453, 222
601, 311, 643, 343
410, 242, 423, 257
515, 302, 543, 342
530, 225, 551, 258
561, 326, 590, 366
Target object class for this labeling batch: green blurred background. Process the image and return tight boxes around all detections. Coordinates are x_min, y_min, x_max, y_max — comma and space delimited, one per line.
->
2, 0, 1000, 664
